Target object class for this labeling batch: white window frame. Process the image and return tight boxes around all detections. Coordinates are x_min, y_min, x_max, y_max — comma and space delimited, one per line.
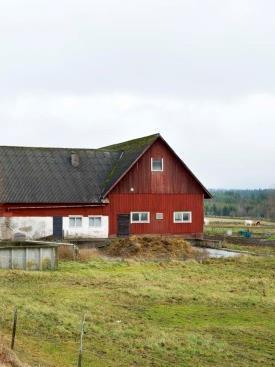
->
173, 211, 192, 223
130, 212, 150, 223
151, 158, 164, 172
156, 213, 164, 220
88, 215, 102, 228
68, 216, 83, 228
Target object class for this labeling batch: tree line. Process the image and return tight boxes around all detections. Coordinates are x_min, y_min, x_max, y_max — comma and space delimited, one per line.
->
205, 189, 275, 220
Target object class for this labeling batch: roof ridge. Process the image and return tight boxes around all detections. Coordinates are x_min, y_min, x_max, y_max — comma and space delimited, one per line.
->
0, 145, 99, 151
98, 133, 160, 151
0, 133, 161, 152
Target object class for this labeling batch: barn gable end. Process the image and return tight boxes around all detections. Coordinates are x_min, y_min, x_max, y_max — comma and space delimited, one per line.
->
105, 136, 211, 197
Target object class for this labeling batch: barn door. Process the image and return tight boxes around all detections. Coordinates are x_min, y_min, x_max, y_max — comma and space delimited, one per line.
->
53, 217, 63, 240
117, 214, 130, 236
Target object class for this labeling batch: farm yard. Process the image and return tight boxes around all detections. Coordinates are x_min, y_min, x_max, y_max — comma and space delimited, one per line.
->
0, 235, 274, 367
204, 217, 275, 239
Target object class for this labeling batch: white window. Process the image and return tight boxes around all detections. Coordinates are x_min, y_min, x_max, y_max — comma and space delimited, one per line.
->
156, 213, 163, 220
69, 216, 83, 228
131, 212, 150, 223
151, 158, 163, 171
173, 211, 192, 223
89, 216, 102, 227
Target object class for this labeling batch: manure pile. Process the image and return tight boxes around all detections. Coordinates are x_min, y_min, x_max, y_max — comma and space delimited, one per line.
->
105, 236, 203, 260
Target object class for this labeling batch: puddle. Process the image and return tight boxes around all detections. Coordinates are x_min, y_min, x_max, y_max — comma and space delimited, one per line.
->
196, 247, 241, 258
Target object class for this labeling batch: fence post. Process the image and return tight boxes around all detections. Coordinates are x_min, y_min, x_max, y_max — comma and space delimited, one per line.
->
11, 307, 18, 350
77, 314, 86, 367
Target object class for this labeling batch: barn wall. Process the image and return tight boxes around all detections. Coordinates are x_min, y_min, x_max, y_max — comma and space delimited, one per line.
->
108, 193, 204, 237
0, 204, 107, 217
0, 216, 53, 240
111, 139, 204, 194
0, 193, 204, 238
63, 216, 109, 238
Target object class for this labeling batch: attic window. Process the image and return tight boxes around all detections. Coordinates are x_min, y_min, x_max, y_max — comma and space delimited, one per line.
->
151, 158, 163, 171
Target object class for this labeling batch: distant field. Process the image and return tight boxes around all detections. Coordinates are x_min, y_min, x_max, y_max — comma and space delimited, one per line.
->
205, 217, 275, 225
204, 217, 275, 239
0, 255, 274, 367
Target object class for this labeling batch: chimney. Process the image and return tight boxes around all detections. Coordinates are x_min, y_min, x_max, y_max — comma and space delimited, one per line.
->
70, 152, 80, 167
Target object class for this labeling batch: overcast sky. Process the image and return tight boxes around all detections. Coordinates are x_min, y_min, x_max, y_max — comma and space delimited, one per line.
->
0, 0, 274, 189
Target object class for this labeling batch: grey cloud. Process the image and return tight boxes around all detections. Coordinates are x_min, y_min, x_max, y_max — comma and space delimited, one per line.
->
0, 0, 275, 96
0, 1, 274, 189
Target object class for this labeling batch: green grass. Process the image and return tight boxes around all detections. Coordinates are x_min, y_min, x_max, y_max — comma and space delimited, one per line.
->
205, 225, 275, 237
0, 256, 274, 367
222, 242, 275, 256
204, 217, 275, 238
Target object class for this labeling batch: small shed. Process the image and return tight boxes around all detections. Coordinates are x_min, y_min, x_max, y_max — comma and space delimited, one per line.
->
0, 241, 58, 271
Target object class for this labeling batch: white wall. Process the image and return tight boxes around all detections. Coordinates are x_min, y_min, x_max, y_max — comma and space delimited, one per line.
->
0, 217, 53, 240
63, 216, 109, 238
0, 215, 109, 240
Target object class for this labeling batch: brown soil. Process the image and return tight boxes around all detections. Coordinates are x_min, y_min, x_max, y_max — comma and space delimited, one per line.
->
104, 236, 203, 260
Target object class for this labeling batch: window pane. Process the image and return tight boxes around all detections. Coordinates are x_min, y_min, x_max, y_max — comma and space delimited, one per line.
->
182, 213, 190, 222
75, 217, 82, 227
69, 217, 75, 227
132, 213, 139, 221
94, 217, 102, 227
174, 212, 182, 222
90, 217, 102, 227
140, 212, 148, 221
152, 159, 163, 171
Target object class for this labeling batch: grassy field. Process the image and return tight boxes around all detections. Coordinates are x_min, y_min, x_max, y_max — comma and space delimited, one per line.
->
0, 255, 274, 367
204, 217, 275, 239
222, 242, 275, 256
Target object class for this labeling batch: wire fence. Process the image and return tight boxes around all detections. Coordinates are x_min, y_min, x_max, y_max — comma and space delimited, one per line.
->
0, 304, 181, 367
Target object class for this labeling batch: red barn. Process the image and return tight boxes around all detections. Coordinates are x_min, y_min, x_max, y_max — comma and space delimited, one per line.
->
0, 134, 211, 240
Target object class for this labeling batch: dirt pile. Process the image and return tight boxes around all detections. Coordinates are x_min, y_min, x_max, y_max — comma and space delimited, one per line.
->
105, 236, 203, 260
0, 338, 29, 367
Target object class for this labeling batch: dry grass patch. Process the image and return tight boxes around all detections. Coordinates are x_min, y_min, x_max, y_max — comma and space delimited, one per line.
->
77, 248, 101, 261
0, 338, 29, 367
58, 244, 76, 260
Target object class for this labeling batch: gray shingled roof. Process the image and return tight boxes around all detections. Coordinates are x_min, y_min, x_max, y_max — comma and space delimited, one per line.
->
0, 134, 159, 204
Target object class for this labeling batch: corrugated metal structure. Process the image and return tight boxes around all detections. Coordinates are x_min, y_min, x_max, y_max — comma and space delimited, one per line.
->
0, 134, 211, 239
0, 242, 58, 270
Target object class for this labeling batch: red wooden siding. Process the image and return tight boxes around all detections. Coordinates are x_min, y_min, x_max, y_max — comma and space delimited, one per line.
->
108, 193, 204, 237
0, 204, 108, 217
1, 193, 204, 237
111, 139, 204, 195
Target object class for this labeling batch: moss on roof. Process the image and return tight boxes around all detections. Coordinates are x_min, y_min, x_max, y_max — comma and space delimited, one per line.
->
99, 133, 160, 152
100, 134, 160, 196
